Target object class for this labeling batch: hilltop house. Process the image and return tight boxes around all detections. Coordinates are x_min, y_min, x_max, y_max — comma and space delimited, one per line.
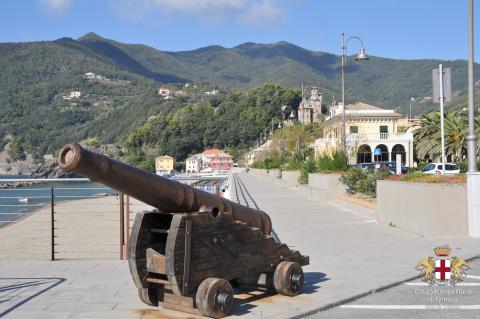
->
158, 88, 171, 99
63, 91, 82, 100
314, 102, 415, 166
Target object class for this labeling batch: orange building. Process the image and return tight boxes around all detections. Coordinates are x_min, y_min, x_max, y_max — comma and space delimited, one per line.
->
201, 149, 234, 172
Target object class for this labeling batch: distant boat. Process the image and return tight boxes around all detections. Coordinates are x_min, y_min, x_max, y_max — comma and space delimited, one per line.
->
18, 197, 28, 203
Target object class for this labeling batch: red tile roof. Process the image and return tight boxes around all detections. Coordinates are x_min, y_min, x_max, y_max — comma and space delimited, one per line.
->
202, 148, 225, 155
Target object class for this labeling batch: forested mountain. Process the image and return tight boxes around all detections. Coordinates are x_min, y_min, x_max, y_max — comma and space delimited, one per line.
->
0, 32, 479, 163
76, 33, 480, 113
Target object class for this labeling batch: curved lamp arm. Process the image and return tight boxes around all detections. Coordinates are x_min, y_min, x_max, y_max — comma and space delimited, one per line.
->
346, 36, 366, 48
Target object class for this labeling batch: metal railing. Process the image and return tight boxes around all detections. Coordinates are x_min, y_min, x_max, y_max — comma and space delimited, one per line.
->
0, 175, 230, 261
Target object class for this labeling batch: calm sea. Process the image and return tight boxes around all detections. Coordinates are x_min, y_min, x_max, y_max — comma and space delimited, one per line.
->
0, 176, 222, 225
0, 175, 116, 224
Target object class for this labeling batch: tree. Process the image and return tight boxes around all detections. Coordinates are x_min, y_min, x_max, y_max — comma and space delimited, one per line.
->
414, 111, 468, 162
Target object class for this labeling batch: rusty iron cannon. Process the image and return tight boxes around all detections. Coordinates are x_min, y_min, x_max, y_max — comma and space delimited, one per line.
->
58, 143, 309, 318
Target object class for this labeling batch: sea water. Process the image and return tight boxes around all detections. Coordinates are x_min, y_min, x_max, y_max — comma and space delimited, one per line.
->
0, 175, 223, 225
0, 175, 116, 224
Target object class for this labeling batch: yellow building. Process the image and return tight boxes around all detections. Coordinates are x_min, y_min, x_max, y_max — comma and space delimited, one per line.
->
314, 102, 415, 166
155, 155, 175, 174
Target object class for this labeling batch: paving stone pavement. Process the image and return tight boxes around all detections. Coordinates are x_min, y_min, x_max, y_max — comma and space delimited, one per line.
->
0, 260, 189, 319
1, 172, 480, 319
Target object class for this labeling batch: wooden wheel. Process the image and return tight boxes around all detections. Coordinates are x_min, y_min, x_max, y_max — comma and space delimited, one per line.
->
273, 261, 304, 296
195, 278, 234, 318
137, 287, 158, 306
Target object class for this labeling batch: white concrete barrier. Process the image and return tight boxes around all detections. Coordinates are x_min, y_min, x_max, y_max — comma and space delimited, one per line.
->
377, 180, 468, 237
280, 171, 300, 189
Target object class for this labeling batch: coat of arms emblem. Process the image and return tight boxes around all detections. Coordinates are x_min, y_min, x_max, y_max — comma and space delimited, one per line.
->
415, 245, 470, 285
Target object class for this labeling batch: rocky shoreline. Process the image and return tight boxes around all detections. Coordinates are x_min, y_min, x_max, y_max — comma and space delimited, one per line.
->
0, 159, 82, 189
30, 159, 81, 179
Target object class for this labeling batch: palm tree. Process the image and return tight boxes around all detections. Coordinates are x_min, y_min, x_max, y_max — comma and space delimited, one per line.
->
414, 111, 467, 162
415, 112, 442, 160
444, 111, 467, 162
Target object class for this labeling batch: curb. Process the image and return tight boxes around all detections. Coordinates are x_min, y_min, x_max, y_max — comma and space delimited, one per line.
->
283, 253, 480, 319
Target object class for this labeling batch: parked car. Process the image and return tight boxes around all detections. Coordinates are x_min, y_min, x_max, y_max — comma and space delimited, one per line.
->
422, 163, 460, 175
357, 163, 371, 171
369, 162, 408, 174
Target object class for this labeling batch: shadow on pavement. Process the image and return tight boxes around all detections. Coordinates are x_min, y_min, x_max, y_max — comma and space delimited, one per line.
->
303, 272, 329, 294
231, 272, 328, 316
0, 277, 65, 317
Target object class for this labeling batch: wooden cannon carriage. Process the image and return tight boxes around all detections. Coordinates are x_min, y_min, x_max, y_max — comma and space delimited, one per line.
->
59, 143, 309, 318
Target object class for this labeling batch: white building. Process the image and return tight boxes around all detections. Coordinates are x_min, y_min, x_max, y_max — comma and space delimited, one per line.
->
186, 154, 202, 173
158, 88, 171, 99
63, 91, 82, 100
205, 90, 218, 96
314, 102, 415, 166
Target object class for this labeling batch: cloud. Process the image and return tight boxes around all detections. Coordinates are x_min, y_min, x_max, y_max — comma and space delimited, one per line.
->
38, 0, 71, 15
112, 0, 285, 27
239, 1, 284, 27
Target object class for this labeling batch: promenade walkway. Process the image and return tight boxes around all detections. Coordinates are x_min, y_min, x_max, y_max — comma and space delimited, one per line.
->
1, 172, 480, 319
232, 171, 480, 318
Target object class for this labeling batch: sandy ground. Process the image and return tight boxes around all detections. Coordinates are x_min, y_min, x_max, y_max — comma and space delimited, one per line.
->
0, 196, 153, 260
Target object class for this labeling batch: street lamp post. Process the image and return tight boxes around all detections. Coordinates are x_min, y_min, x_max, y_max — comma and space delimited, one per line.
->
467, 0, 479, 237
467, 0, 477, 172
340, 33, 369, 154
409, 97, 415, 122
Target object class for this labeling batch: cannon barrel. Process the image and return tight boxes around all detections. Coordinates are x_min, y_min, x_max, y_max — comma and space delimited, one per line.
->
58, 143, 272, 235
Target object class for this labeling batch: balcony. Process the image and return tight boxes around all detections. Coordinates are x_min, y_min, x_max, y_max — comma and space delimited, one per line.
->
346, 132, 413, 143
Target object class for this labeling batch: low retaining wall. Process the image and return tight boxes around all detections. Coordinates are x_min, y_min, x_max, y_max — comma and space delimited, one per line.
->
377, 180, 468, 237
299, 173, 346, 202
246, 169, 346, 201
279, 171, 300, 189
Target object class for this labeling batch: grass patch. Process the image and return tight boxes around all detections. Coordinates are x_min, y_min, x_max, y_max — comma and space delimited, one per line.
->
388, 171, 466, 184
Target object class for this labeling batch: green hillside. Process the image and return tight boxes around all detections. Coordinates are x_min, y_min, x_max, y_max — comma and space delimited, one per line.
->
0, 32, 479, 163
76, 33, 480, 114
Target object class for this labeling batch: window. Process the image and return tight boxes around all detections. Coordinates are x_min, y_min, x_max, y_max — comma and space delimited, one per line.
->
380, 126, 389, 133
446, 164, 459, 171
350, 126, 358, 134
422, 164, 435, 172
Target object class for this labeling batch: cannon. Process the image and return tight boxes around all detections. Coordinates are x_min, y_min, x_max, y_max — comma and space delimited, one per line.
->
58, 143, 309, 318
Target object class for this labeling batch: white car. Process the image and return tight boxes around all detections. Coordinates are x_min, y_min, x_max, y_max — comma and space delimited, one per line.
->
421, 163, 460, 175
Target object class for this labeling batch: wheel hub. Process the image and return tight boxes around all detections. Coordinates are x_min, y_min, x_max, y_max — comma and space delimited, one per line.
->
290, 272, 304, 289
215, 291, 233, 309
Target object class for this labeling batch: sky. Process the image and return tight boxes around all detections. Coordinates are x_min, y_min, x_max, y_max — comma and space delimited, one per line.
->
0, 0, 479, 61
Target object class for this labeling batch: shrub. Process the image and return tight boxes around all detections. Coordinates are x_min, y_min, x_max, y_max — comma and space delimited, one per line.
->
401, 171, 427, 182
358, 173, 377, 195
7, 138, 26, 161
316, 149, 348, 172
250, 154, 285, 169
339, 168, 390, 197
84, 137, 100, 147
458, 161, 480, 173
299, 157, 317, 184
400, 171, 466, 184
284, 156, 302, 171
339, 168, 366, 194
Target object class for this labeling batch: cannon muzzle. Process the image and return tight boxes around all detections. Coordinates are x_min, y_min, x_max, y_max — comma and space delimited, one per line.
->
58, 143, 272, 235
